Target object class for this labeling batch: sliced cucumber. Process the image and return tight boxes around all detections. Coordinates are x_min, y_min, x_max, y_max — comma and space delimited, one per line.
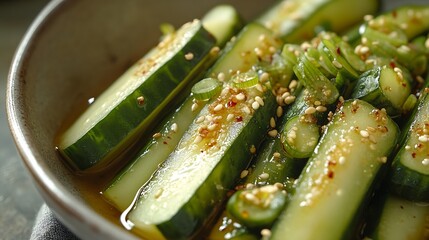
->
390, 88, 429, 202
57, 19, 216, 172
124, 82, 277, 239
201, 4, 244, 48
121, 24, 282, 240
351, 66, 411, 117
256, 0, 379, 42
102, 6, 245, 210
205, 22, 283, 82
270, 99, 399, 240
366, 5, 429, 41
280, 115, 320, 159
102, 95, 205, 211
365, 193, 429, 240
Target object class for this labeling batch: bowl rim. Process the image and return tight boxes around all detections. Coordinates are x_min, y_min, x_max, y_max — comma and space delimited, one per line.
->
6, 0, 137, 239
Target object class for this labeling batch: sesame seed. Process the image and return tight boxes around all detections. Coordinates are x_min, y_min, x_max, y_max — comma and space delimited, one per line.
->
332, 60, 343, 68
153, 132, 161, 138
360, 130, 369, 138
154, 188, 163, 199
207, 124, 217, 131
240, 170, 249, 178
284, 95, 296, 105
259, 172, 269, 180
260, 72, 270, 82
380, 156, 387, 163
289, 79, 298, 89
422, 159, 429, 166
236, 93, 246, 101
276, 106, 283, 117
227, 113, 234, 121
255, 96, 265, 106
256, 84, 264, 92
191, 103, 199, 112
250, 145, 256, 154
339, 156, 345, 164
185, 52, 194, 60
405, 145, 411, 150
274, 182, 284, 189
270, 117, 276, 128
252, 101, 260, 110
171, 123, 178, 133
418, 135, 429, 143
220, 87, 229, 96
195, 116, 205, 124
214, 104, 223, 112
137, 96, 145, 106
316, 106, 327, 112
282, 91, 291, 99
217, 72, 226, 82
359, 46, 370, 54
205, 115, 213, 122
425, 38, 429, 49
194, 135, 203, 144
210, 46, 220, 55
268, 129, 278, 137
242, 106, 251, 114
273, 152, 281, 158
364, 14, 373, 21
305, 106, 317, 115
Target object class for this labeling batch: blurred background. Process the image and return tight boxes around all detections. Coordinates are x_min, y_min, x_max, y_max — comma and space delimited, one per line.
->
1, 0, 50, 239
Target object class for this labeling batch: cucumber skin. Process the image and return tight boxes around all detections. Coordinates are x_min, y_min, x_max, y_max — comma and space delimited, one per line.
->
60, 25, 216, 172
157, 91, 278, 239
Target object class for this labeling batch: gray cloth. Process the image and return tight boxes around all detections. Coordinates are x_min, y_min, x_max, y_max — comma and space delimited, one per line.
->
30, 204, 79, 240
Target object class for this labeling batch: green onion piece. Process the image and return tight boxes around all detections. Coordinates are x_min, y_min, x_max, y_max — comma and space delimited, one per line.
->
231, 70, 259, 88
191, 77, 222, 101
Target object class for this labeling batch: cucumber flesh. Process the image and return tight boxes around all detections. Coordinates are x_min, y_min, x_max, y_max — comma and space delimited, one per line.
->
365, 193, 429, 240
390, 88, 429, 202
256, 0, 379, 42
102, 95, 205, 211
205, 23, 283, 82
352, 66, 411, 117
270, 99, 399, 240
202, 4, 244, 47
57, 20, 216, 172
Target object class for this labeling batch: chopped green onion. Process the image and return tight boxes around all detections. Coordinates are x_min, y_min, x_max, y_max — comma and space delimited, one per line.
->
191, 77, 222, 101
231, 70, 259, 88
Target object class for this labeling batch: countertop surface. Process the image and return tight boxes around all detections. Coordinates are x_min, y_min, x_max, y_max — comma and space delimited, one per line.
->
1, 0, 50, 239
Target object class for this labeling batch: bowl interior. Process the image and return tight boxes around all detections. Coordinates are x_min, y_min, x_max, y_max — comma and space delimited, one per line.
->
7, 0, 277, 239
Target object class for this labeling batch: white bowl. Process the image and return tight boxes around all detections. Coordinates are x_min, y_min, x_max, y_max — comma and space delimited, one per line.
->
6, 0, 426, 239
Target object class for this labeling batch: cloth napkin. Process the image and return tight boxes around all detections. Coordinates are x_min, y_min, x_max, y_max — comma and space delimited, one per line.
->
30, 204, 80, 240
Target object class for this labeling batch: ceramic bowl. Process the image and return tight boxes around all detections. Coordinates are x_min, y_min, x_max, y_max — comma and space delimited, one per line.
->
6, 0, 426, 239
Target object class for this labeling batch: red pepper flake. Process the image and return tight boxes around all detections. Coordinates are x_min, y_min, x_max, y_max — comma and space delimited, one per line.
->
227, 100, 237, 107
163, 141, 168, 145
327, 170, 335, 179
236, 116, 243, 122
392, 10, 398, 18
336, 47, 341, 55
412, 152, 417, 158
389, 61, 397, 69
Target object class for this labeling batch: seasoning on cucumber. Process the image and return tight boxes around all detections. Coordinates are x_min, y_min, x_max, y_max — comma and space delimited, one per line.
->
120, 23, 283, 240
270, 99, 399, 240
57, 19, 217, 173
